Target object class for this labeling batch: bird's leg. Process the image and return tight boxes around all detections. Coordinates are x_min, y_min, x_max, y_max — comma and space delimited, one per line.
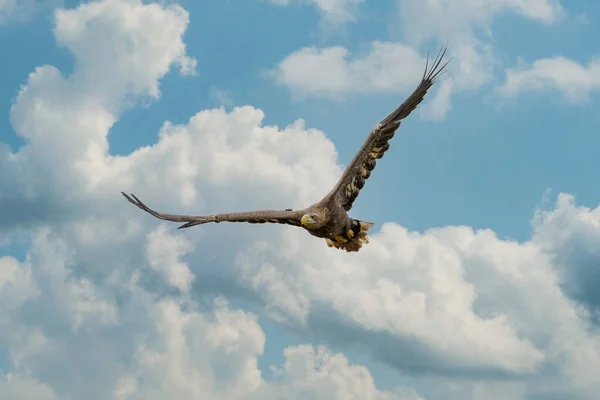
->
334, 235, 348, 243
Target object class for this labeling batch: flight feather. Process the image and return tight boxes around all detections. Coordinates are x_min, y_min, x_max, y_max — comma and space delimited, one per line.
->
325, 47, 451, 211
122, 192, 303, 229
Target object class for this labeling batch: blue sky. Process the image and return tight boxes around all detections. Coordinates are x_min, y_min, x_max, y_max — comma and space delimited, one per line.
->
1, 0, 600, 399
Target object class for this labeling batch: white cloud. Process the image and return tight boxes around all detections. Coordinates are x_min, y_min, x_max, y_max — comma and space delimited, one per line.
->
397, 0, 564, 45
496, 56, 600, 101
52, 0, 196, 104
0, 373, 58, 400
269, 0, 566, 119
238, 225, 547, 375
395, 0, 565, 115
1, 235, 407, 400
0, 256, 38, 314
533, 194, 600, 314
114, 298, 413, 400
1, 0, 600, 399
267, 345, 423, 400
270, 42, 428, 100
267, 0, 363, 22
113, 297, 266, 399
0, 0, 62, 24
1, 0, 197, 233
146, 226, 195, 294
0, 1, 404, 398
235, 199, 600, 398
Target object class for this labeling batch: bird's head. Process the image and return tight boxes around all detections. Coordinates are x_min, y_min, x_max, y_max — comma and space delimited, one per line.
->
301, 211, 326, 229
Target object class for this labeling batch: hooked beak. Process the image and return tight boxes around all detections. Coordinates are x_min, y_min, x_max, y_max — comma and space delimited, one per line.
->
301, 214, 312, 226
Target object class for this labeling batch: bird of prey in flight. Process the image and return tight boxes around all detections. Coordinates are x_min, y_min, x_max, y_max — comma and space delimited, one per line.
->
123, 47, 451, 252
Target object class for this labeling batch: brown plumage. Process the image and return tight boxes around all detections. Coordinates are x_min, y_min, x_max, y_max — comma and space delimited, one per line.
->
123, 47, 451, 252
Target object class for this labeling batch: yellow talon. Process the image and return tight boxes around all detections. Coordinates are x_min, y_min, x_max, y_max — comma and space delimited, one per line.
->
334, 235, 348, 243
346, 229, 355, 238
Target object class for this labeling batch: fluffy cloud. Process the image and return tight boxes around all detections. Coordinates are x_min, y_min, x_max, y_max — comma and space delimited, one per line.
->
396, 0, 564, 44
145, 226, 195, 294
266, 345, 423, 400
533, 194, 600, 317
2, 0, 600, 399
1, 0, 196, 234
497, 56, 600, 101
395, 0, 564, 81
235, 197, 600, 398
267, 0, 363, 22
0, 0, 62, 24
238, 226, 542, 376
0, 374, 58, 400
270, 0, 566, 118
397, 0, 564, 115
270, 42, 428, 99
0, 0, 405, 399
1, 232, 407, 400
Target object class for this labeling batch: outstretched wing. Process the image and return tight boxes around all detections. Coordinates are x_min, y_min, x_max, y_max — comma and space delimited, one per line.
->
122, 192, 303, 229
325, 47, 451, 211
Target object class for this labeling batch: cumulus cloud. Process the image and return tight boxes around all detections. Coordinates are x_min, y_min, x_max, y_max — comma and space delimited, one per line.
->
1, 0, 196, 233
396, 0, 564, 45
1, 0, 600, 399
145, 226, 195, 294
267, 0, 363, 22
269, 0, 566, 118
533, 194, 600, 316
395, 0, 564, 77
267, 345, 423, 399
239, 226, 546, 375
0, 0, 62, 24
1, 233, 407, 399
0, 373, 58, 400
395, 0, 565, 115
0, 0, 402, 398
496, 56, 600, 101
270, 42, 428, 99
235, 200, 600, 398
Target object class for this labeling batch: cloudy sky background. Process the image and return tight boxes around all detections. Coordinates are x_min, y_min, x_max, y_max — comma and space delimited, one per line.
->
1, 0, 600, 399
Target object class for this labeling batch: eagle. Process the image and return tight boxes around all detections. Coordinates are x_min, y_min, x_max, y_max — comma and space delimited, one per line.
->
123, 47, 451, 252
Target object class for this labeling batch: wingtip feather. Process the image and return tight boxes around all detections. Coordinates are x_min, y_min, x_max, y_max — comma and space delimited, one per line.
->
425, 45, 450, 83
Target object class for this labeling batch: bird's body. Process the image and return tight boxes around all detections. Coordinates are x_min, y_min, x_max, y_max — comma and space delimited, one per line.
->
297, 197, 373, 251
122, 48, 451, 252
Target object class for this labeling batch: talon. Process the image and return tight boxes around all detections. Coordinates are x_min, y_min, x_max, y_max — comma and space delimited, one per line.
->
346, 229, 355, 238
334, 235, 348, 243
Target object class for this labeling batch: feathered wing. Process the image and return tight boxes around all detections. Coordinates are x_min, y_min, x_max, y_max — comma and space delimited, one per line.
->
122, 193, 303, 229
325, 47, 451, 211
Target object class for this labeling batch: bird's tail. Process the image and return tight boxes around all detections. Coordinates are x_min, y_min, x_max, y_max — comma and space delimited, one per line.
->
325, 220, 375, 252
